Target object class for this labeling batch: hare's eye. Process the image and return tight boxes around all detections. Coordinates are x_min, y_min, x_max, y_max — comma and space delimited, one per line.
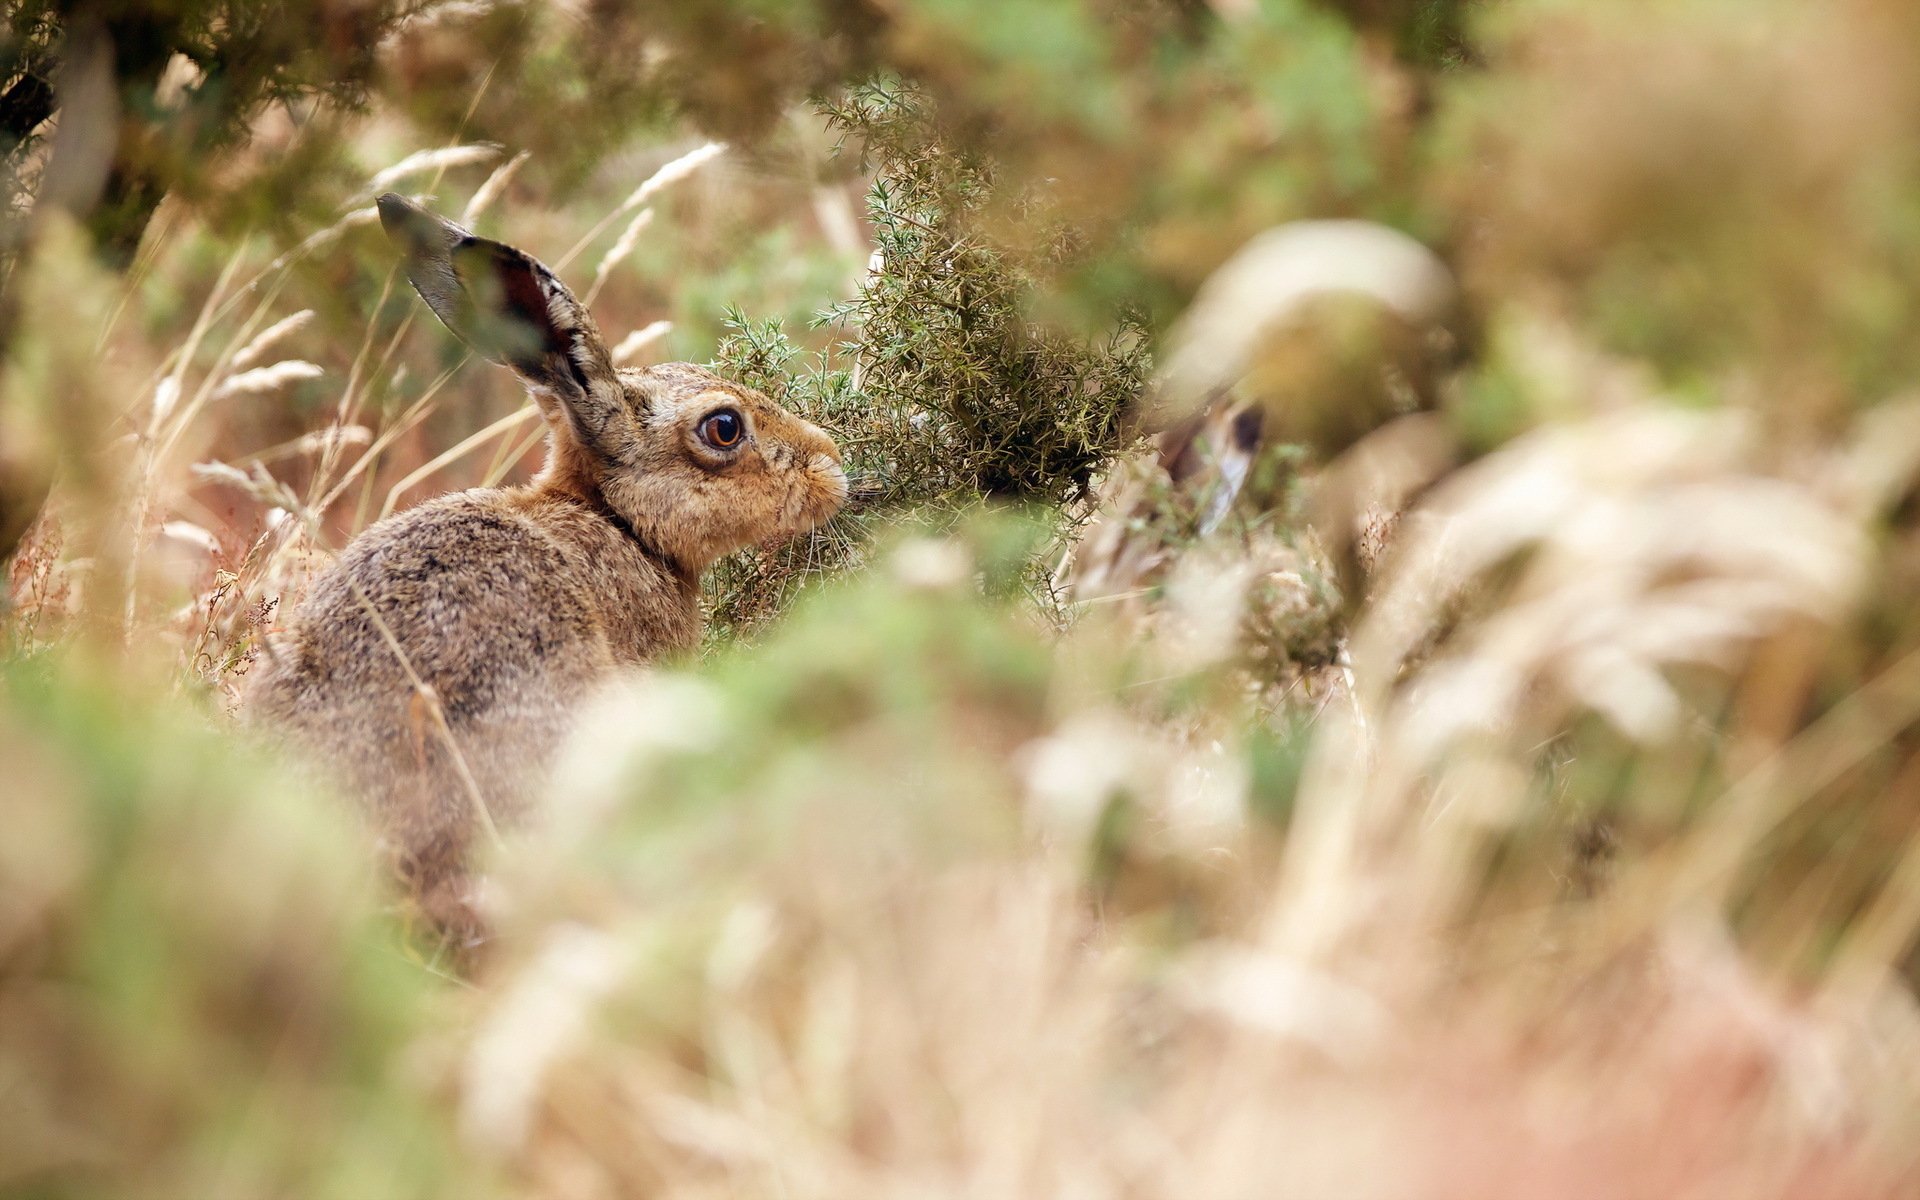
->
700, 409, 744, 450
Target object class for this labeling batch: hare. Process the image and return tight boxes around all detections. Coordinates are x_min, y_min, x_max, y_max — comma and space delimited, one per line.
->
249, 193, 847, 939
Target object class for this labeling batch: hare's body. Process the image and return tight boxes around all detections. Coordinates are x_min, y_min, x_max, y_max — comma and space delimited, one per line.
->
250, 487, 697, 911
249, 197, 845, 936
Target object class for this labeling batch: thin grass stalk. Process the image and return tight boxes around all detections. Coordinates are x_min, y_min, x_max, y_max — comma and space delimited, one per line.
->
177, 206, 380, 358
245, 366, 459, 587
462, 150, 531, 226
381, 406, 540, 520
229, 310, 316, 371
123, 249, 252, 642
350, 454, 382, 538
1816, 775, 1920, 1018
313, 363, 462, 516
351, 583, 505, 854
482, 421, 549, 488
304, 267, 404, 512
96, 200, 180, 351
480, 413, 531, 480
267, 85, 502, 540
289, 77, 506, 546
582, 208, 653, 308
555, 141, 726, 271
154, 274, 295, 464
363, 144, 502, 198
1570, 642, 1920, 986
610, 320, 672, 366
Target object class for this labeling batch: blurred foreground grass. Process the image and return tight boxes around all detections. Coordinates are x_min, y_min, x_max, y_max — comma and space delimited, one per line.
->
9, 0, 1920, 1197
0, 652, 490, 1198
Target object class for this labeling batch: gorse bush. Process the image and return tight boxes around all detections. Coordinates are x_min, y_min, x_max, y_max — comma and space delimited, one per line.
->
812, 81, 1149, 505
705, 80, 1152, 636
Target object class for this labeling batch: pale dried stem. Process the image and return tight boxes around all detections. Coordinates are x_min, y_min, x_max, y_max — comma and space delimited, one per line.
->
305, 268, 405, 511
365, 143, 502, 197
462, 150, 531, 225
582, 208, 653, 309
97, 200, 180, 351
381, 405, 541, 520
610, 321, 672, 366
125, 248, 251, 642
1574, 641, 1920, 981
482, 420, 550, 487
212, 361, 324, 400
556, 141, 725, 271
314, 364, 462, 516
1817, 814, 1920, 1018
154, 276, 292, 466
245, 425, 374, 465
230, 310, 316, 371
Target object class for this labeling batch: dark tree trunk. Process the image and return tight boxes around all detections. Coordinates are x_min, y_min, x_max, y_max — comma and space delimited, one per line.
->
83, 5, 187, 268
0, 71, 57, 145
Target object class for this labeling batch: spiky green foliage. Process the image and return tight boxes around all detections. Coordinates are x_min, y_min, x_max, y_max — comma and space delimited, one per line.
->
705, 82, 1150, 638
813, 81, 1150, 504
0, 0, 424, 273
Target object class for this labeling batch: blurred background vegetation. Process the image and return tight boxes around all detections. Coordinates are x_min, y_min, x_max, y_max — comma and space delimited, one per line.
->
10, 0, 1920, 1196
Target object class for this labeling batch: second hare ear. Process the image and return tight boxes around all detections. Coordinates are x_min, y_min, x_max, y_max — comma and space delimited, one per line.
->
377, 193, 634, 459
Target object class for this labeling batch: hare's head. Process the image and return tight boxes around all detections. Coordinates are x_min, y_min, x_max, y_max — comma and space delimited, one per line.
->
377, 193, 847, 573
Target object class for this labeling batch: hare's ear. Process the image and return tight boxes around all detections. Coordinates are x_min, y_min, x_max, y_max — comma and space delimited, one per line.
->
376, 193, 634, 460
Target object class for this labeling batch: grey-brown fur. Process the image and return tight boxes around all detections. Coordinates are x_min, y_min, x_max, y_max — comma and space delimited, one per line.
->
248, 196, 846, 941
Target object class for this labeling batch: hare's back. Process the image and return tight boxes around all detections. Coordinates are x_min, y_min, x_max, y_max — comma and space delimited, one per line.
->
263, 491, 609, 727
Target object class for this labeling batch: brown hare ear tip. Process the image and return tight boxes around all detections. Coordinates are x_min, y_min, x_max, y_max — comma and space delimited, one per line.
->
377, 193, 459, 253
375, 191, 419, 228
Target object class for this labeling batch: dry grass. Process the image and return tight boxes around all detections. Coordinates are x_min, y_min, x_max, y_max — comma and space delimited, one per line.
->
1, 122, 761, 680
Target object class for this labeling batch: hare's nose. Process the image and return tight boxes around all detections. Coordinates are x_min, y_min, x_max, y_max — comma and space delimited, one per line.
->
806, 422, 843, 466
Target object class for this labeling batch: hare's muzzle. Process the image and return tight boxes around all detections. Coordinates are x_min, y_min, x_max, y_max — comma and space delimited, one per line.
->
797, 421, 847, 496
811, 448, 850, 514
